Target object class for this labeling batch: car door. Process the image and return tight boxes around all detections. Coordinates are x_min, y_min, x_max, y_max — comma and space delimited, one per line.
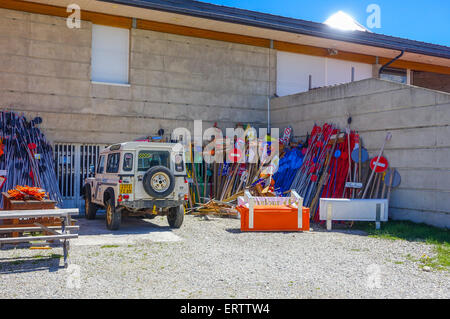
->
119, 151, 135, 201
93, 154, 106, 204
101, 152, 121, 201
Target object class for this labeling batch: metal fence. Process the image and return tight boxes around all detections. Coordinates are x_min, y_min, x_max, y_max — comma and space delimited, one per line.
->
54, 144, 107, 208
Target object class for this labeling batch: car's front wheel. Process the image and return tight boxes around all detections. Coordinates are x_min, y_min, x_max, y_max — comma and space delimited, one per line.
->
167, 205, 184, 228
106, 198, 121, 230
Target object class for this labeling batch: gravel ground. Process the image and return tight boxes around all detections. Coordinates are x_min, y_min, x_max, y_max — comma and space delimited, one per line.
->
0, 214, 448, 299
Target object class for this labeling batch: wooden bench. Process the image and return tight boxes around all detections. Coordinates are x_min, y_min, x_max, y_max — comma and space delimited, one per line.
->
1, 192, 62, 237
0, 209, 79, 268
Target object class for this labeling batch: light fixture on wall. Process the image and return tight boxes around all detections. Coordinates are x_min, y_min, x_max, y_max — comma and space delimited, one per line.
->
328, 48, 339, 56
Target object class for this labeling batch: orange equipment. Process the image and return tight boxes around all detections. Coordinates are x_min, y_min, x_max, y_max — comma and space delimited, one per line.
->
238, 205, 310, 232
236, 190, 310, 232
7, 185, 47, 201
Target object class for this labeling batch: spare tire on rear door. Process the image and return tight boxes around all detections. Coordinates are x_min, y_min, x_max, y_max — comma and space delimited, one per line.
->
143, 165, 175, 198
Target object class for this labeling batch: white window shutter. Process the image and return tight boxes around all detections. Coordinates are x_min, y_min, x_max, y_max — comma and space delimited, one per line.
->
91, 24, 129, 84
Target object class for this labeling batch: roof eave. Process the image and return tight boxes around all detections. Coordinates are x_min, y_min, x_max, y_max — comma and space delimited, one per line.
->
100, 0, 450, 60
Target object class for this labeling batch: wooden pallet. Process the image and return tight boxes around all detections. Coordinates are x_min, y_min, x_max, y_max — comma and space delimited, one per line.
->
2, 192, 56, 210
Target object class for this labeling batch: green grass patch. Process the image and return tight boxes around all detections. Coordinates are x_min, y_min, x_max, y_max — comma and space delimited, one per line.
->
354, 220, 450, 245
417, 250, 448, 271
355, 220, 449, 270
100, 245, 119, 249
435, 244, 450, 268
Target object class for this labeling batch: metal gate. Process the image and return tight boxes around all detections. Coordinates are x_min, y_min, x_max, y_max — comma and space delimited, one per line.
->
54, 143, 107, 209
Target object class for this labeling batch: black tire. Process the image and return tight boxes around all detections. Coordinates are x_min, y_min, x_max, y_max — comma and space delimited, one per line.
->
84, 186, 97, 220
167, 205, 184, 228
143, 166, 175, 198
105, 198, 121, 230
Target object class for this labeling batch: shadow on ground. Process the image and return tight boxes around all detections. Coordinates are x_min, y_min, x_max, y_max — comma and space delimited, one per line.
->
77, 214, 172, 236
0, 255, 62, 274
224, 222, 368, 236
72, 214, 182, 246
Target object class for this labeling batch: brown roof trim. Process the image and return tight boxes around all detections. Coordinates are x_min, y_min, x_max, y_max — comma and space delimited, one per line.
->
2, 0, 450, 75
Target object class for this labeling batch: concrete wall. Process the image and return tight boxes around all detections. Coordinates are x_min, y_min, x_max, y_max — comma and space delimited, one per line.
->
0, 8, 275, 144
270, 78, 450, 228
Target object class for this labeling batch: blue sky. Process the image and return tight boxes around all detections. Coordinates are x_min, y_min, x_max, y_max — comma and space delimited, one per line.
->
203, 0, 450, 47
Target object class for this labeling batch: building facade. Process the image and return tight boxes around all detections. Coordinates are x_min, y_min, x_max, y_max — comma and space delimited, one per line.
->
1, 0, 449, 225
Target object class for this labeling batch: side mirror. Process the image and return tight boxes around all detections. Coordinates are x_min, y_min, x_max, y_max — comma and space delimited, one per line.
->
89, 165, 95, 174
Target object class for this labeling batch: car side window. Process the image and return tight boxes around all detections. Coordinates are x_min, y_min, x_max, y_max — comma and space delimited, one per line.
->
97, 155, 105, 173
123, 153, 133, 171
174, 153, 184, 172
106, 153, 120, 173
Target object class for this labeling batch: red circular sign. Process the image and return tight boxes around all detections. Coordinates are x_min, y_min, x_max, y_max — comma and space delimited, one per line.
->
370, 156, 388, 173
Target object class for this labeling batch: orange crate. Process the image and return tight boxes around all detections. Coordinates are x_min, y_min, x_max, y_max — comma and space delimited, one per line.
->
237, 205, 310, 232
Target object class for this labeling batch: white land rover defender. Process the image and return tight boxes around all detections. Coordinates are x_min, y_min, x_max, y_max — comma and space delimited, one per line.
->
83, 141, 188, 230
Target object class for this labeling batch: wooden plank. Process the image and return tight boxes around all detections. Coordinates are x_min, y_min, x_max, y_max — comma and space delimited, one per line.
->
275, 40, 450, 75
82, 11, 132, 28
274, 40, 377, 65
0, 234, 78, 244
0, 0, 132, 28
0, 220, 70, 227
379, 57, 450, 76
0, 209, 79, 219
2, 192, 57, 210
33, 222, 61, 236
137, 19, 270, 48
0, 226, 79, 233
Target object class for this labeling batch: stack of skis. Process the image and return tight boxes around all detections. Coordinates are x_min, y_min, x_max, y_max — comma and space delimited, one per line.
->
0, 111, 62, 207
185, 125, 280, 217
289, 123, 398, 222
184, 122, 399, 222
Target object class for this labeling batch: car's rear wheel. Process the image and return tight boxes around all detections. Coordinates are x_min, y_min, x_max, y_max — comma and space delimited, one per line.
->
106, 198, 121, 230
167, 205, 184, 228
84, 187, 97, 220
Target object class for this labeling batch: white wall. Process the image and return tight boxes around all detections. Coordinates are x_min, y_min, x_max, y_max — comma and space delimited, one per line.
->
277, 51, 373, 96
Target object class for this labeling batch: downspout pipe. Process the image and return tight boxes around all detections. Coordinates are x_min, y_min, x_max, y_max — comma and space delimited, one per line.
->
379, 50, 405, 77
267, 94, 279, 133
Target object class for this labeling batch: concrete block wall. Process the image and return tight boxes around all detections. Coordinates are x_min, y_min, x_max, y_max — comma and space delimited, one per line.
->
270, 78, 450, 228
0, 8, 275, 144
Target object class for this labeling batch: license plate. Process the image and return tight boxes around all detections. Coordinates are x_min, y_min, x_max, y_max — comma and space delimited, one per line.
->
120, 184, 132, 194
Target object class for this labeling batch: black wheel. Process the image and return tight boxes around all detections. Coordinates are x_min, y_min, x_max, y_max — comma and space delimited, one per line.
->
167, 205, 184, 228
143, 166, 175, 198
84, 186, 97, 220
106, 198, 121, 230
